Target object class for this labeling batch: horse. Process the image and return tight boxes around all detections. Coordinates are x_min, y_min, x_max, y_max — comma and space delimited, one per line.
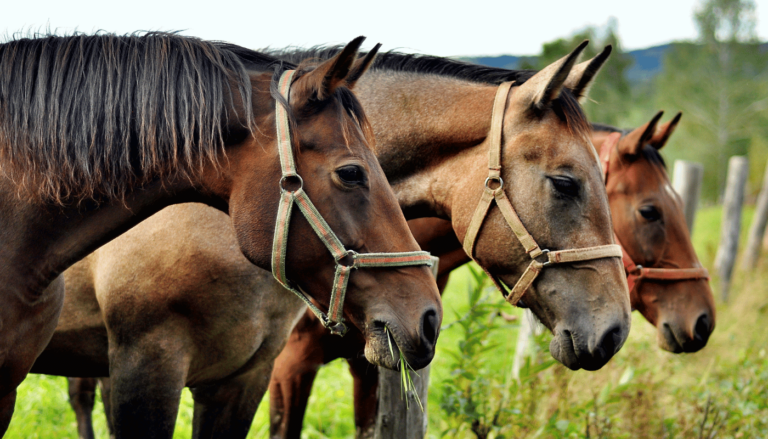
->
266, 111, 716, 439
0, 33, 444, 436
42, 41, 631, 438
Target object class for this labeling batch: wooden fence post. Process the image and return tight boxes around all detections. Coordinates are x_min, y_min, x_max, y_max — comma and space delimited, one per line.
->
742, 161, 768, 270
672, 160, 704, 234
511, 309, 544, 381
373, 256, 439, 439
714, 156, 749, 302
374, 365, 429, 439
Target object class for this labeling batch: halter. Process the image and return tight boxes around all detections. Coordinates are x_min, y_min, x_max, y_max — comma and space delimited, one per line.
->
463, 81, 623, 306
598, 132, 710, 301
272, 70, 435, 336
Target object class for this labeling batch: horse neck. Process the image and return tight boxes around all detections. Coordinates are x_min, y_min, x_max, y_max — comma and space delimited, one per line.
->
0, 176, 222, 299
355, 71, 497, 218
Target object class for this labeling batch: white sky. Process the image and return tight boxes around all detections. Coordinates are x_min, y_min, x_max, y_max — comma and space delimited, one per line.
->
2, 0, 767, 57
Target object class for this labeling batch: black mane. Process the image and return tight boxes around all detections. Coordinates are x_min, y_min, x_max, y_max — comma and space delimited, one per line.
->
269, 46, 589, 136
0, 32, 292, 203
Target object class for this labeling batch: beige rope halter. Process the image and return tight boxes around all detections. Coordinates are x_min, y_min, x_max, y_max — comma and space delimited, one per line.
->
462, 81, 623, 306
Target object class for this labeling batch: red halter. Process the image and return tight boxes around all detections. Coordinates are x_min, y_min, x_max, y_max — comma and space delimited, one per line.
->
599, 133, 710, 301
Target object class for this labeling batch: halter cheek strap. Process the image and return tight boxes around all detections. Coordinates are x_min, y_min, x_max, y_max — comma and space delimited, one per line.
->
272, 70, 435, 336
463, 81, 623, 306
598, 133, 710, 303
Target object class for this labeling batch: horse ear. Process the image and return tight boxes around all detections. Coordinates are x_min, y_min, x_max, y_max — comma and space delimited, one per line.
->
649, 112, 682, 150
564, 45, 612, 101
346, 43, 381, 89
619, 111, 664, 157
295, 36, 365, 101
514, 40, 588, 112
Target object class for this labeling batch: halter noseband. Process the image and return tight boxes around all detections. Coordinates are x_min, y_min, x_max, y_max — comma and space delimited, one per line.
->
463, 81, 623, 306
271, 70, 435, 336
599, 132, 710, 301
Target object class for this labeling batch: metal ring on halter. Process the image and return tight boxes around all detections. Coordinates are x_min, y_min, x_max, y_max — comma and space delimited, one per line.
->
328, 321, 349, 337
338, 249, 358, 267
534, 249, 552, 266
279, 175, 304, 193
484, 176, 504, 190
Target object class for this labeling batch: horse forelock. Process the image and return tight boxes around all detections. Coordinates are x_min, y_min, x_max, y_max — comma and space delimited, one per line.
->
268, 58, 376, 159
0, 32, 288, 204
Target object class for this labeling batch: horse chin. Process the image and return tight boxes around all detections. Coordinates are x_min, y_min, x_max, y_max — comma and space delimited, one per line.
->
362, 325, 402, 371
362, 323, 434, 371
549, 333, 581, 371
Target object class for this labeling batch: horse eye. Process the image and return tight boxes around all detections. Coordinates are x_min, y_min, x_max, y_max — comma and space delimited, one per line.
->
336, 165, 365, 185
639, 205, 661, 222
548, 176, 580, 198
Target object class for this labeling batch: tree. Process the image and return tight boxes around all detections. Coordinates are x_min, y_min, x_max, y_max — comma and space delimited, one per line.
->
655, 0, 768, 201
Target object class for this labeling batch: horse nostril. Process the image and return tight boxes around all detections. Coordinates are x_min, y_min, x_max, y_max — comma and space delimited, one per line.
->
596, 325, 624, 360
421, 308, 439, 346
694, 313, 711, 342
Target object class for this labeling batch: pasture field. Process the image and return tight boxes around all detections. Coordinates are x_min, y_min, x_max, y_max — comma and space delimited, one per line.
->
6, 205, 767, 438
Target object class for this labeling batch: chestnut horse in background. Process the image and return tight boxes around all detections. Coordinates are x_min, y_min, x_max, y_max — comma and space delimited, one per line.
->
267, 110, 716, 438
0, 33, 445, 436
49, 42, 631, 438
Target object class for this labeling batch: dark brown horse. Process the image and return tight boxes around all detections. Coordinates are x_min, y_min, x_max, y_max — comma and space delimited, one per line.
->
0, 33, 444, 436
267, 112, 716, 439
47, 42, 630, 438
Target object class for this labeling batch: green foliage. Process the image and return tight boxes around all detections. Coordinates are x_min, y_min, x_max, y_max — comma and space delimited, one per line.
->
654, 0, 768, 202
437, 265, 517, 439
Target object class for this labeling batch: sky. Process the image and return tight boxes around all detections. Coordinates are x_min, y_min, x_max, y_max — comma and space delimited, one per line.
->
1, 0, 767, 57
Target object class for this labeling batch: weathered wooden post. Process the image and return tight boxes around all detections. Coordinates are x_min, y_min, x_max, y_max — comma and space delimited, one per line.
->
373, 257, 439, 439
714, 156, 749, 302
672, 160, 704, 233
742, 161, 768, 270
511, 309, 544, 381
374, 366, 429, 439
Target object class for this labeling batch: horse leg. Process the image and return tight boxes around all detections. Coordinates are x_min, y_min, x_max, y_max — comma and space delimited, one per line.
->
189, 358, 274, 439
0, 390, 16, 435
108, 342, 187, 439
0, 277, 65, 434
348, 357, 379, 439
268, 366, 319, 439
99, 378, 116, 438
68, 377, 98, 439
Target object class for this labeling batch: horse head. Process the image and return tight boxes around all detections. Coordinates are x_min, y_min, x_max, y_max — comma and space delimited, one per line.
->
452, 42, 631, 371
601, 112, 715, 353
226, 37, 441, 370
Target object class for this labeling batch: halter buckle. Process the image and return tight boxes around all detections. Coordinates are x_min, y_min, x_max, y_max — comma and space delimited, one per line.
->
534, 249, 552, 266
279, 175, 304, 193
484, 176, 504, 190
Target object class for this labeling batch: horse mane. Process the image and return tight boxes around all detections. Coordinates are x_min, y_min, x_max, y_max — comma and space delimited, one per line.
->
0, 32, 287, 204
269, 46, 590, 137
591, 123, 667, 169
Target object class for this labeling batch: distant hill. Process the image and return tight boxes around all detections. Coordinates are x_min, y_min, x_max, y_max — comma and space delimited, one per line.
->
462, 41, 767, 84
463, 44, 675, 83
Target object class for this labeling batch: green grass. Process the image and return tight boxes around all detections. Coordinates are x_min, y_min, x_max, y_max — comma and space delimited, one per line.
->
6, 205, 768, 438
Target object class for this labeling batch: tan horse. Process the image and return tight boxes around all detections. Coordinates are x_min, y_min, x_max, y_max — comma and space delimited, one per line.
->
42, 42, 631, 438
0, 34, 443, 436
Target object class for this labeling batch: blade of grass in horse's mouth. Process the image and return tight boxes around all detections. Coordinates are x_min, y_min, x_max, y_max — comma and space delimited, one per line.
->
385, 325, 423, 412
